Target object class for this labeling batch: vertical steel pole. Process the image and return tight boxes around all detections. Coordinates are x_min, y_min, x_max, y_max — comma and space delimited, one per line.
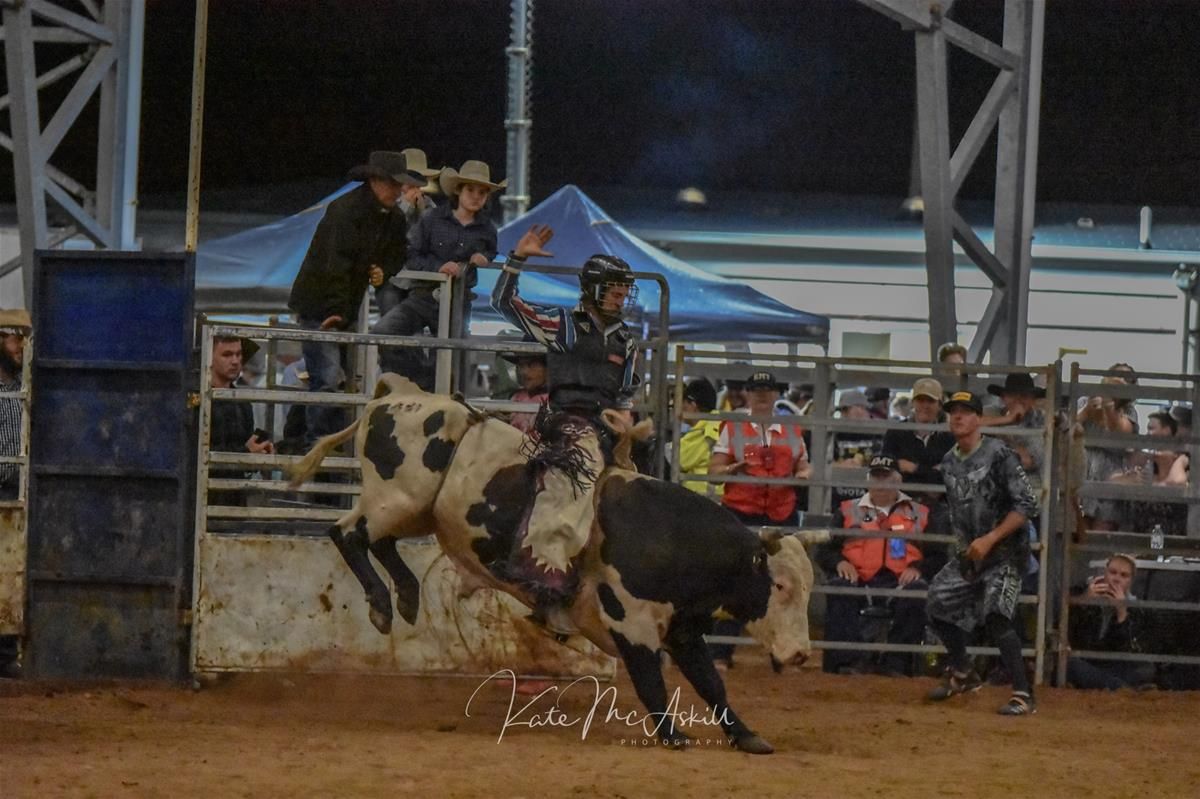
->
992, 0, 1044, 364
502, 0, 532, 223
913, 22, 957, 358
1182, 293, 1192, 375
97, 0, 145, 249
184, 0, 209, 252
3, 2, 48, 309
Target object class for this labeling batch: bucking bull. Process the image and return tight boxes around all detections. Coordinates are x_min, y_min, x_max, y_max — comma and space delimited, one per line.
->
290, 375, 820, 754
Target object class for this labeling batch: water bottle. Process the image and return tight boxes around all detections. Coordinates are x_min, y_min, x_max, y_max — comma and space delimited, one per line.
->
888, 537, 906, 559
1151, 524, 1165, 562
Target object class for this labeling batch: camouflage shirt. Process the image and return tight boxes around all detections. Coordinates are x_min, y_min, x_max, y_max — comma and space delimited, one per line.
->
941, 436, 1039, 572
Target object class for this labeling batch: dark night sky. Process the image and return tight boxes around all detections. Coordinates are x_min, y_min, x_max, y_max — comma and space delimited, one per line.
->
7, 0, 1200, 211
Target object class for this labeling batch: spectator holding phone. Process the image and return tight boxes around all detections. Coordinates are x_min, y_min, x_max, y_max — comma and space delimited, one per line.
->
1067, 553, 1153, 690
209, 336, 274, 506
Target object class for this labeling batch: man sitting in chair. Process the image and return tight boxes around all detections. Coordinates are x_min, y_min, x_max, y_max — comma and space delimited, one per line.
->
816, 455, 931, 676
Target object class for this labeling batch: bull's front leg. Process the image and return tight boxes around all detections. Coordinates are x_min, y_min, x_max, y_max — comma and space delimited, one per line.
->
610, 631, 689, 749
666, 621, 774, 755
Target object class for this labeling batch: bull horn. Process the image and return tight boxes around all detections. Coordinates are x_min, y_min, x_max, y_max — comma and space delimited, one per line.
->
758, 526, 784, 555
758, 527, 785, 543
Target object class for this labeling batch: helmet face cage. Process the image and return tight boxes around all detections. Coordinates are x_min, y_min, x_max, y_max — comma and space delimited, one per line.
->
580, 255, 638, 317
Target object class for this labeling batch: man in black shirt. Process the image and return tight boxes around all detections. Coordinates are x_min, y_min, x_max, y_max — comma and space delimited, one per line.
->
882, 377, 954, 572
288, 151, 426, 443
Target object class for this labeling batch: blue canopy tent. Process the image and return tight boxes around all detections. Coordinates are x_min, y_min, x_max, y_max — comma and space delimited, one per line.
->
195, 184, 829, 344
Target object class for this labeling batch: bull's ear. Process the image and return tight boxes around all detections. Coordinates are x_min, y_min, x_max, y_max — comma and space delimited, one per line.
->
758, 527, 783, 556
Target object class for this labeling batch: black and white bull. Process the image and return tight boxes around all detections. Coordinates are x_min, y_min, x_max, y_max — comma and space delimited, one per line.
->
290, 376, 817, 754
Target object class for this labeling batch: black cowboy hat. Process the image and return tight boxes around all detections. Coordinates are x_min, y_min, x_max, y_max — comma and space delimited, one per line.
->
986, 373, 1046, 399
347, 151, 427, 187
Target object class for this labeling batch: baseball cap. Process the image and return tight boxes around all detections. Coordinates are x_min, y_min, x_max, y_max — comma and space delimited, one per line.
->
912, 377, 944, 402
944, 390, 983, 415
744, 371, 783, 392
683, 377, 717, 412
868, 455, 899, 474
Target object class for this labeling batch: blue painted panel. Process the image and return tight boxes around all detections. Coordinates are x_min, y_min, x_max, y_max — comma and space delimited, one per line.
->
29, 476, 181, 579
32, 369, 183, 473
35, 256, 191, 363
27, 251, 195, 681
25, 584, 184, 680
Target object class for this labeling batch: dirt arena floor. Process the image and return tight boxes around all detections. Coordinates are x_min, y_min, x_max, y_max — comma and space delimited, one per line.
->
3, 657, 1199, 799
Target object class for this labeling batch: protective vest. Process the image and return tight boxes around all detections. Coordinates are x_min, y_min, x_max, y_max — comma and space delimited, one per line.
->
838, 498, 928, 582
721, 421, 807, 522
548, 311, 634, 412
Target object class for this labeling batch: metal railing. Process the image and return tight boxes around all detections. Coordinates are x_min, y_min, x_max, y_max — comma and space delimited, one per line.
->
667, 349, 1059, 684
1055, 364, 1200, 686
0, 337, 32, 640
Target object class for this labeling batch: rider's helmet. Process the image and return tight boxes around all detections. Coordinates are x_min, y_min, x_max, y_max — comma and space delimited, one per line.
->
579, 254, 638, 321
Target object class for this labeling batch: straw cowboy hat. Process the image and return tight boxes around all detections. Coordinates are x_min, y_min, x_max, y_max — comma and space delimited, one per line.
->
399, 148, 443, 178
439, 160, 507, 196
0, 308, 32, 336
346, 151, 427, 187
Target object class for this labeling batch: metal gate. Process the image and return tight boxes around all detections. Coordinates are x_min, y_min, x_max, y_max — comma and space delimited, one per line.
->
25, 251, 195, 679
190, 323, 616, 678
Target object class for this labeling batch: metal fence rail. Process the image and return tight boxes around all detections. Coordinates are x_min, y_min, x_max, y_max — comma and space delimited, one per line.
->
668, 349, 1059, 684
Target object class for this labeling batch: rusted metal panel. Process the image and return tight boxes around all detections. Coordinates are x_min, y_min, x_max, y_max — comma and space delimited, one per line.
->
193, 535, 615, 678
0, 504, 26, 635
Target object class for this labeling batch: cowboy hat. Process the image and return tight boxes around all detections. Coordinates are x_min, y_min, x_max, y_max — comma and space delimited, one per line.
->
0, 308, 32, 336
399, 148, 442, 178
986, 372, 1046, 398
439, 160, 507, 195
346, 151, 427, 187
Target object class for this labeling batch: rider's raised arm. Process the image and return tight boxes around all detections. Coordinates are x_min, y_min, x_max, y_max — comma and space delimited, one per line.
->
491, 257, 567, 352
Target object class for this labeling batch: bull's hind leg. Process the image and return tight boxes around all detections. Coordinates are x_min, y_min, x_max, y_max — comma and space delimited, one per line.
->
327, 515, 393, 634
665, 621, 773, 755
610, 631, 690, 750
367, 535, 421, 625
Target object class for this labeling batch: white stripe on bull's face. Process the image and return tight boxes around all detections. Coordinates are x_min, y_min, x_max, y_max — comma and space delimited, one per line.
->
742, 536, 815, 668
356, 392, 475, 539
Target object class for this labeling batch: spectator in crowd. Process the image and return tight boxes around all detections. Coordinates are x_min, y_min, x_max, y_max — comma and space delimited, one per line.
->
937, 342, 967, 365
830, 389, 883, 511
0, 308, 29, 678
816, 456, 930, 677
0, 309, 30, 502
866, 387, 891, 420
374, 147, 444, 317
708, 370, 811, 667
289, 150, 424, 446
788, 383, 814, 414
709, 371, 811, 525
1170, 405, 1192, 441
375, 160, 502, 386
208, 337, 274, 506
1077, 363, 1138, 531
1123, 410, 1188, 535
890, 393, 911, 421
882, 377, 954, 561
981, 373, 1047, 498
501, 351, 548, 435
925, 390, 1040, 716
1067, 553, 1153, 690
718, 378, 746, 412
677, 376, 722, 496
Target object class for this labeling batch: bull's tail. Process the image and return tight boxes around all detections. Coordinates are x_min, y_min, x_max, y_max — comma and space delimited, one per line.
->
288, 419, 361, 488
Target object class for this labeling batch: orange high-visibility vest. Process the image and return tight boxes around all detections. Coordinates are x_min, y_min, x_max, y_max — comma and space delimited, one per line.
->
838, 498, 928, 582
721, 420, 807, 522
